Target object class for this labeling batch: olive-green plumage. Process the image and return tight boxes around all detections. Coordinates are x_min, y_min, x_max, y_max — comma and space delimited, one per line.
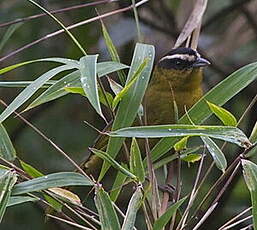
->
145, 67, 203, 124
84, 47, 210, 175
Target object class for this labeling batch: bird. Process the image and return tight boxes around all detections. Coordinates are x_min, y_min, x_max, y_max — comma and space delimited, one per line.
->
145, 47, 210, 125
84, 47, 210, 175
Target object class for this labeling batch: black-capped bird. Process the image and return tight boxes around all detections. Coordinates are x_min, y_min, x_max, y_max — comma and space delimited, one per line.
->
84, 47, 210, 174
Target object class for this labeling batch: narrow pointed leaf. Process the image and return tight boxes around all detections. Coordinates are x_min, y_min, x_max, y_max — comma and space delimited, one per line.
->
0, 58, 79, 75
20, 160, 44, 178
151, 62, 257, 162
107, 77, 123, 95
0, 23, 23, 52
90, 148, 137, 180
0, 123, 16, 161
153, 196, 187, 230
108, 125, 250, 148
95, 186, 121, 230
250, 121, 257, 144
121, 185, 143, 230
242, 159, 257, 229
12, 172, 93, 195
112, 58, 149, 109
100, 43, 155, 180
7, 196, 39, 207
25, 70, 81, 111
206, 101, 237, 127
0, 65, 75, 123
201, 136, 227, 172
130, 138, 145, 182
24, 61, 128, 111
181, 154, 202, 163
0, 80, 55, 88
101, 20, 126, 85
79, 55, 104, 119
65, 87, 113, 107
0, 169, 17, 222
110, 166, 128, 202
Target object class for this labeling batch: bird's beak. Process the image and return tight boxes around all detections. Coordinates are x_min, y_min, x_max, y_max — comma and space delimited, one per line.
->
192, 57, 211, 68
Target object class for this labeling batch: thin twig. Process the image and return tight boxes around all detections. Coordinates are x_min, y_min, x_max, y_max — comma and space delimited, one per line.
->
192, 202, 218, 230
177, 151, 206, 230
0, 0, 118, 28
46, 214, 92, 230
0, 0, 149, 63
219, 215, 252, 230
0, 99, 92, 181
218, 207, 252, 230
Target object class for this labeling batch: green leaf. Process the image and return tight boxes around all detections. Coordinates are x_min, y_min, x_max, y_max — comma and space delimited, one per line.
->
12, 172, 93, 195
25, 70, 81, 111
242, 159, 257, 229
121, 185, 143, 230
95, 186, 121, 230
206, 101, 237, 126
250, 121, 257, 144
7, 196, 39, 207
110, 166, 128, 202
99, 43, 155, 180
108, 124, 250, 148
130, 138, 145, 183
151, 62, 257, 163
0, 65, 75, 123
107, 77, 123, 95
112, 58, 149, 109
79, 55, 105, 119
201, 137, 227, 172
0, 123, 16, 161
90, 148, 137, 180
101, 20, 126, 85
174, 137, 188, 151
0, 169, 17, 222
20, 160, 44, 178
181, 154, 202, 163
24, 61, 128, 111
0, 58, 79, 75
0, 23, 23, 52
65, 87, 113, 108
153, 196, 187, 230
0, 80, 55, 88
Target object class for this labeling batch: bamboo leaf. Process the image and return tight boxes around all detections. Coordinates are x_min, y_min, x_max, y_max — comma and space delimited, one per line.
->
0, 123, 16, 161
112, 58, 149, 109
108, 125, 250, 148
201, 136, 227, 172
0, 58, 79, 75
79, 55, 104, 119
95, 185, 121, 230
101, 20, 126, 85
0, 65, 75, 123
110, 165, 128, 202
153, 196, 187, 230
90, 148, 137, 180
206, 101, 237, 127
121, 185, 143, 230
12, 172, 93, 195
0, 169, 17, 222
242, 159, 257, 229
99, 43, 155, 180
7, 196, 39, 207
130, 138, 145, 183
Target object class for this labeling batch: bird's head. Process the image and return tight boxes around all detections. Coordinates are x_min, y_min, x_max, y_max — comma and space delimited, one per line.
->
158, 47, 210, 70
156, 47, 210, 86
